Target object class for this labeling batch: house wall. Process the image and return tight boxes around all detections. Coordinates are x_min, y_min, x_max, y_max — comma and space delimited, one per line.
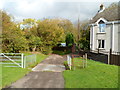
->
119, 24, 120, 52
114, 24, 119, 52
116, 24, 120, 52
90, 23, 120, 52
105, 24, 112, 51
90, 27, 93, 50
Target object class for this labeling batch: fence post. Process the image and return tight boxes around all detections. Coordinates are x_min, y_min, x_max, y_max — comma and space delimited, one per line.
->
71, 55, 74, 70
83, 55, 85, 68
108, 52, 110, 65
21, 53, 24, 68
85, 53, 87, 67
109, 49, 112, 65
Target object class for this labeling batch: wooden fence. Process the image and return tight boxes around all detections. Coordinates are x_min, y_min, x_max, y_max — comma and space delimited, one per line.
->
78, 49, 120, 66
109, 50, 120, 66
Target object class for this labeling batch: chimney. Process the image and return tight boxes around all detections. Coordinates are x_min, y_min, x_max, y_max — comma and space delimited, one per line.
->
98, 4, 105, 13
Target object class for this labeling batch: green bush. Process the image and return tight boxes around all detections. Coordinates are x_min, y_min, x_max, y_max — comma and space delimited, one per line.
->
41, 46, 52, 55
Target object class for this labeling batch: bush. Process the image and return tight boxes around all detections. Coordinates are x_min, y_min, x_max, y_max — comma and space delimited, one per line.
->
41, 46, 52, 55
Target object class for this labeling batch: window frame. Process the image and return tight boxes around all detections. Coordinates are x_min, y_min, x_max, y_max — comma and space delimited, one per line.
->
97, 39, 105, 49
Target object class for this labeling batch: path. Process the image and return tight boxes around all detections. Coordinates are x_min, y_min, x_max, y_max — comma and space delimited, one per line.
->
9, 54, 66, 88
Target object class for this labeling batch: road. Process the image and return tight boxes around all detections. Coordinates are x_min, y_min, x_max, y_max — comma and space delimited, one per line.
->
9, 54, 66, 88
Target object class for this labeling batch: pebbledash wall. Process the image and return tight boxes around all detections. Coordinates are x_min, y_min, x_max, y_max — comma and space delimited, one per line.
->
90, 21, 120, 53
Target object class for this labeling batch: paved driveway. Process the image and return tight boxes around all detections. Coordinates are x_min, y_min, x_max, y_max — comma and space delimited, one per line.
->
9, 54, 66, 88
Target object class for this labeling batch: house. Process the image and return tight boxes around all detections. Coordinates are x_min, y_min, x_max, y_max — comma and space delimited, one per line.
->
90, 4, 120, 53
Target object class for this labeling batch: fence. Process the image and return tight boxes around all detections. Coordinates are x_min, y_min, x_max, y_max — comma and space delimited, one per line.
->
109, 50, 120, 66
67, 53, 87, 70
79, 49, 120, 66
24, 54, 36, 68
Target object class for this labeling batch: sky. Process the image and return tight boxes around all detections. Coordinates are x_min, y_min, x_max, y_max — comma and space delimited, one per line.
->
0, 0, 119, 23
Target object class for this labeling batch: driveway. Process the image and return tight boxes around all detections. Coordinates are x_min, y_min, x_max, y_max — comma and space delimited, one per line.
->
9, 54, 66, 88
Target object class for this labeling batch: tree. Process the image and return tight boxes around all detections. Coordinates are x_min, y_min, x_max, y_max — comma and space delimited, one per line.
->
65, 33, 74, 47
36, 19, 65, 54
20, 18, 37, 29
78, 21, 90, 50
1, 10, 27, 53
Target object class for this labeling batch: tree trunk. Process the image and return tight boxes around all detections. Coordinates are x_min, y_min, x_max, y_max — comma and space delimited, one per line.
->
32, 46, 36, 52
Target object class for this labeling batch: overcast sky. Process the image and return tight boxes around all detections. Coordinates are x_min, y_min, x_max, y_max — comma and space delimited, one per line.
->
0, 0, 119, 23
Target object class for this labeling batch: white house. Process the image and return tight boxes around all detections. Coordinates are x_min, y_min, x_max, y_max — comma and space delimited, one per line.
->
90, 4, 120, 53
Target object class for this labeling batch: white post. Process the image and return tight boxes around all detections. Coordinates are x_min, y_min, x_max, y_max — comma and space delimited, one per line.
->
24, 56, 26, 68
21, 53, 24, 68
92, 25, 95, 50
69, 55, 71, 70
112, 22, 114, 52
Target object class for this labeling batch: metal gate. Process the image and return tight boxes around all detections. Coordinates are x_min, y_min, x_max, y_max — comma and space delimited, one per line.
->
0, 53, 24, 68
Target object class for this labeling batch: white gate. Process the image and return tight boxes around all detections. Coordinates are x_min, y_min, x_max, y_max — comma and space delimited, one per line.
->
0, 53, 24, 68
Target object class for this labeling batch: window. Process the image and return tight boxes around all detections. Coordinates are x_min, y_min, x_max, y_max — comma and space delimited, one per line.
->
98, 40, 105, 48
99, 23, 106, 32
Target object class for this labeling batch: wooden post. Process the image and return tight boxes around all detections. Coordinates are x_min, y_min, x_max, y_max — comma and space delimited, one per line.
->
109, 48, 112, 65
83, 55, 85, 68
85, 53, 87, 67
72, 56, 74, 70
98, 48, 99, 54
108, 52, 110, 65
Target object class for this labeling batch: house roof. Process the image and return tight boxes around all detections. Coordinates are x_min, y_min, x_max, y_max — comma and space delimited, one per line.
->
90, 4, 120, 24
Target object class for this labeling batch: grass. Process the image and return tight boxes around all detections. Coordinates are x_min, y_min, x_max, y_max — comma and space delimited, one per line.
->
0, 52, 48, 88
63, 57, 119, 88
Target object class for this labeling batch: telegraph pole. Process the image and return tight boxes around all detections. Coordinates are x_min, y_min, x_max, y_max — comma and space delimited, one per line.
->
77, 17, 80, 48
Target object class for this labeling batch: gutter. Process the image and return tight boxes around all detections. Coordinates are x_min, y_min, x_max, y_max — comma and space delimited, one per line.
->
89, 20, 120, 26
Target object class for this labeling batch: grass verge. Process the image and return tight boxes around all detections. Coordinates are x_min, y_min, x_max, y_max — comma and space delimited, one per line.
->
63, 57, 119, 88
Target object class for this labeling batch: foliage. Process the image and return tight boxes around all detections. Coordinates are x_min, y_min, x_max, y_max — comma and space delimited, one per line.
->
78, 21, 90, 50
63, 58, 118, 88
2, 11, 28, 53
52, 50, 71, 55
78, 29, 90, 50
1, 10, 77, 54
65, 33, 74, 47
36, 19, 65, 54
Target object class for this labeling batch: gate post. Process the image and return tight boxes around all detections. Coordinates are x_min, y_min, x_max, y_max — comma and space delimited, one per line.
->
21, 53, 24, 68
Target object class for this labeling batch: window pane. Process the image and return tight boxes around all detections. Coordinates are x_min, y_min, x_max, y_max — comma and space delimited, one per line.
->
99, 24, 105, 32
102, 40, 105, 48
98, 40, 101, 48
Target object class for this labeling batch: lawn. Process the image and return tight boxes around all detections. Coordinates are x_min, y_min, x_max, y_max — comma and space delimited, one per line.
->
63, 57, 119, 88
0, 52, 48, 89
